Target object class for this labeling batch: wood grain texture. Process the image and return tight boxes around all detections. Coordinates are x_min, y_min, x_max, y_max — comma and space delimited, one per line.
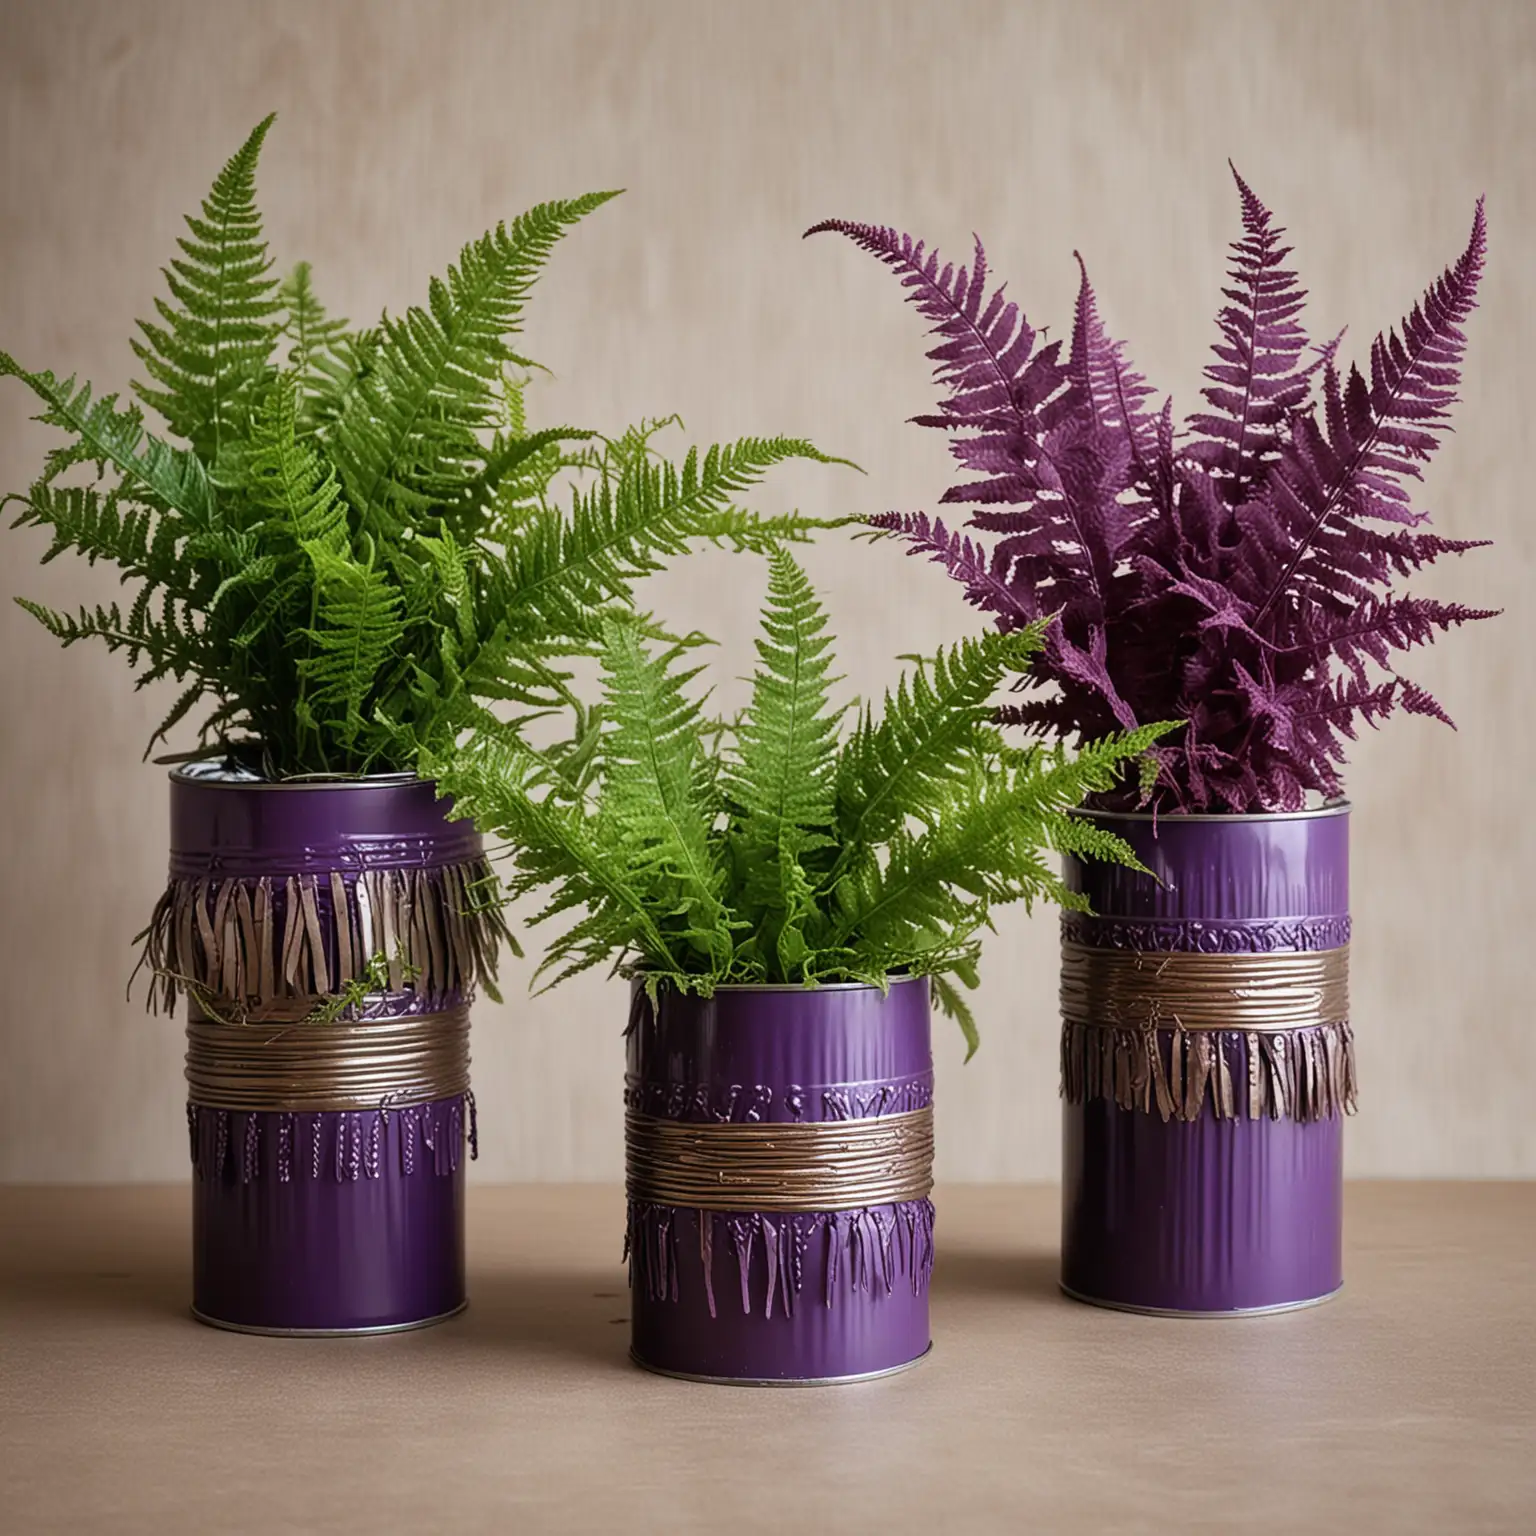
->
0, 1182, 1532, 1533
1, 1, 1531, 1179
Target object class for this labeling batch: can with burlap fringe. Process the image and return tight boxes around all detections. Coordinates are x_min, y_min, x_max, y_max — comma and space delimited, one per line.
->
1059, 804, 1352, 1315
146, 763, 508, 1335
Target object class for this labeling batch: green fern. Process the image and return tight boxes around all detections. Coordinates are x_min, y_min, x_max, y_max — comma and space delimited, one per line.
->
434, 553, 1180, 1049
330, 194, 620, 533
276, 261, 357, 432
723, 549, 842, 974
131, 114, 281, 466
4, 117, 841, 780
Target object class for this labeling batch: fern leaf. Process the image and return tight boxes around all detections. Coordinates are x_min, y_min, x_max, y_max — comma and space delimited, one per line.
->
276, 260, 357, 432
245, 378, 347, 551
131, 115, 281, 462
724, 550, 842, 971
0, 354, 213, 524
430, 731, 685, 986
495, 437, 837, 641
330, 193, 620, 529
805, 221, 1069, 507
297, 536, 406, 754
599, 617, 733, 970
1185, 166, 1315, 503
834, 620, 1048, 856
929, 972, 981, 1061
1250, 199, 1487, 629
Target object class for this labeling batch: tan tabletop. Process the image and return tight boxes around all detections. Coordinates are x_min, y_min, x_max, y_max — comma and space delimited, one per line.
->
1, 1183, 1532, 1534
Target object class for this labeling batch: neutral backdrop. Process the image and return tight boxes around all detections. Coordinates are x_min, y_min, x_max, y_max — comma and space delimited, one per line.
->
0, 0, 1529, 1182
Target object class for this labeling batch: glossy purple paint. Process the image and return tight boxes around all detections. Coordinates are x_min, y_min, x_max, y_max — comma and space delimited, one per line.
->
172, 768, 478, 1334
189, 1100, 466, 1334
1061, 806, 1349, 1314
626, 976, 934, 1382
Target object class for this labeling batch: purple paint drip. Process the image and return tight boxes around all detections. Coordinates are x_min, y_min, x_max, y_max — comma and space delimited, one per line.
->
189, 1098, 467, 1332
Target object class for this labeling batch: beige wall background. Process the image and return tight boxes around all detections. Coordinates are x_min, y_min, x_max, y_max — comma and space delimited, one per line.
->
0, 0, 1529, 1182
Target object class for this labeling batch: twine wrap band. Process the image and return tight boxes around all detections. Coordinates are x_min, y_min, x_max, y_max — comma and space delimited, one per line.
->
1060, 941, 1350, 1033
625, 1107, 935, 1213
1059, 938, 1355, 1123
185, 1007, 470, 1112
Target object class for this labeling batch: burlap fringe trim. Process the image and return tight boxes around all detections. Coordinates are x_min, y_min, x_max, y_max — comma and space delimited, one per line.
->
1060, 1021, 1357, 1124
139, 859, 510, 1013
625, 1199, 937, 1319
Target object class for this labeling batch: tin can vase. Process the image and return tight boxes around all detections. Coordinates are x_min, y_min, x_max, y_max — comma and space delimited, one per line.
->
1059, 805, 1353, 1316
625, 975, 936, 1384
142, 764, 508, 1335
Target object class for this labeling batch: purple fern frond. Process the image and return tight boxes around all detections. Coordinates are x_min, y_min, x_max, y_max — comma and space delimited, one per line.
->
1251, 198, 1488, 629
1186, 165, 1315, 504
806, 219, 1069, 511
819, 183, 1497, 812
864, 511, 1033, 628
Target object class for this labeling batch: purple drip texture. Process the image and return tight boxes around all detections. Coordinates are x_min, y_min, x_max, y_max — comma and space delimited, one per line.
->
1061, 809, 1349, 1313
190, 1100, 466, 1332
626, 977, 934, 1381
172, 770, 477, 1333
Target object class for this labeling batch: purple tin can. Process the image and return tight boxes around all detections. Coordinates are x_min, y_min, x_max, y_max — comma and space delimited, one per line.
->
149, 764, 505, 1335
625, 976, 936, 1384
1059, 805, 1353, 1315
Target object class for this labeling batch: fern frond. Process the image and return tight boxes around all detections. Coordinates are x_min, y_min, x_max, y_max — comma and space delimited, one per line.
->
1185, 166, 1315, 503
297, 537, 406, 755
1250, 199, 1487, 629
0, 354, 213, 524
805, 221, 1069, 508
599, 617, 733, 971
15, 592, 206, 686
834, 619, 1048, 854
494, 437, 837, 642
330, 193, 620, 530
928, 971, 981, 1061
245, 377, 347, 552
724, 550, 842, 972
430, 731, 684, 987
131, 115, 281, 463
276, 260, 355, 432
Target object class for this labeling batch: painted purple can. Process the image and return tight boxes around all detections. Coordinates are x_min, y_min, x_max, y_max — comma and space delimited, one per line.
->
1060, 806, 1350, 1315
171, 767, 480, 1335
626, 976, 934, 1383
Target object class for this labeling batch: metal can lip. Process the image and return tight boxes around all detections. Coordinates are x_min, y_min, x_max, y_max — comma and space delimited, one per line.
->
632, 972, 931, 995
170, 760, 422, 791
1073, 799, 1351, 826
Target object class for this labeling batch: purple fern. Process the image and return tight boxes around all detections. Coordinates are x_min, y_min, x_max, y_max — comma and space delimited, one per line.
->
808, 174, 1498, 812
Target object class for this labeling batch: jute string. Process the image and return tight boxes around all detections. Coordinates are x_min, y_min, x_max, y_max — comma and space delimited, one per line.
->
185, 1007, 470, 1111
625, 1107, 934, 1213
1059, 941, 1349, 1033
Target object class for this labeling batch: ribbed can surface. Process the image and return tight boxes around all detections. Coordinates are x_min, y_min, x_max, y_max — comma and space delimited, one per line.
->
171, 769, 482, 1334
1061, 807, 1350, 1314
626, 976, 935, 1383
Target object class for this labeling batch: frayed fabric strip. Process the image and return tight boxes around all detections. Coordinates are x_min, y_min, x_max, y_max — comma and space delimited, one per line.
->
1059, 1019, 1357, 1123
624, 1199, 937, 1318
138, 857, 509, 1013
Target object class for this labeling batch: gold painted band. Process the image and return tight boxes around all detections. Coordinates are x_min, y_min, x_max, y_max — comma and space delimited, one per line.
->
624, 1107, 935, 1213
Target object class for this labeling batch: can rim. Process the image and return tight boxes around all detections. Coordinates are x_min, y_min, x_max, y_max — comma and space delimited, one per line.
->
1072, 799, 1350, 825
170, 761, 424, 792
634, 972, 930, 996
